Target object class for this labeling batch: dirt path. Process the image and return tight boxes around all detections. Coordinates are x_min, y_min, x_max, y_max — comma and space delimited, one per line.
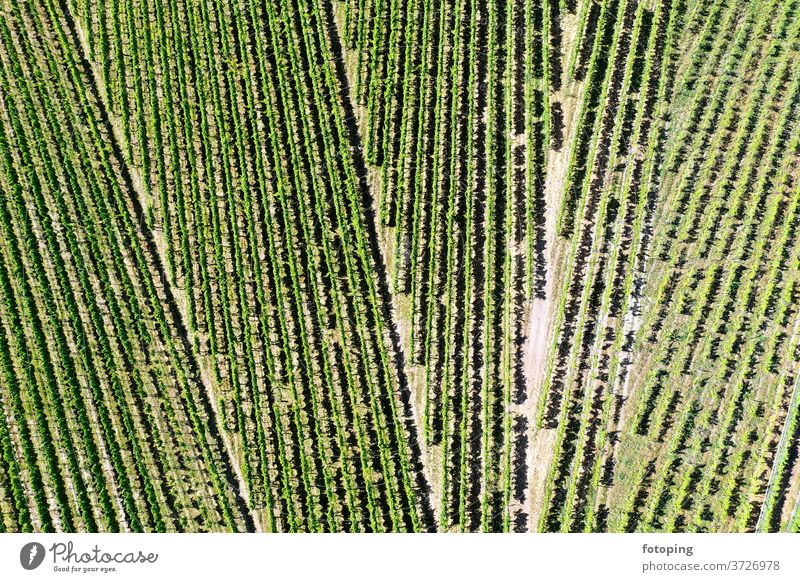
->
519, 144, 568, 531
516, 9, 586, 531
519, 96, 582, 530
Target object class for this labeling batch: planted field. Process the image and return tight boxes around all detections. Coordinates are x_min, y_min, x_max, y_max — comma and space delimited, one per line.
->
0, 0, 798, 532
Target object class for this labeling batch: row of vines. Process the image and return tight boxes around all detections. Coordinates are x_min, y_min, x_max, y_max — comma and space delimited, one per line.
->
0, 0, 250, 532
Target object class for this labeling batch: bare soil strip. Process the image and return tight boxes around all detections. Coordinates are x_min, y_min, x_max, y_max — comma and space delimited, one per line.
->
521, 93, 583, 530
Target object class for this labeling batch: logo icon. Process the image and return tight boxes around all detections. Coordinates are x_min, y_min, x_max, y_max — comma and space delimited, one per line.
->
20, 542, 46, 570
